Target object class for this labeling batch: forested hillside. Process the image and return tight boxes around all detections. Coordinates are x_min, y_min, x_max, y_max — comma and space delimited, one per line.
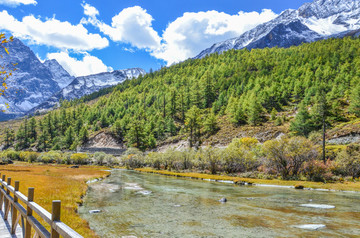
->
4, 37, 360, 151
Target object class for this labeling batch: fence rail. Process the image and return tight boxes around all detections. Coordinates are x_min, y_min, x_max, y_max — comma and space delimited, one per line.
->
0, 173, 83, 238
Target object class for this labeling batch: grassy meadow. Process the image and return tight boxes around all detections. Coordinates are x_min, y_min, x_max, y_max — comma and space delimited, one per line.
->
0, 162, 110, 237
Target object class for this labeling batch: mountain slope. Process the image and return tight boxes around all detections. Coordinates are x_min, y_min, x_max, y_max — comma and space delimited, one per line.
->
196, 0, 360, 58
31, 68, 146, 113
6, 36, 360, 152
43, 59, 74, 89
0, 38, 61, 119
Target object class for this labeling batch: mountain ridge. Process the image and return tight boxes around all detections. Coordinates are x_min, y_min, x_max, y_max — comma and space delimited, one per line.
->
195, 0, 360, 58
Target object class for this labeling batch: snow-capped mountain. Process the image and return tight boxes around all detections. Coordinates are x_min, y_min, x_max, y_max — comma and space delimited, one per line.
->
43, 59, 74, 89
31, 68, 145, 113
0, 38, 145, 121
196, 0, 360, 58
0, 38, 61, 120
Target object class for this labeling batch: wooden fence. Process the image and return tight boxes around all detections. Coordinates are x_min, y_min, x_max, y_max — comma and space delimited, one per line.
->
0, 173, 83, 238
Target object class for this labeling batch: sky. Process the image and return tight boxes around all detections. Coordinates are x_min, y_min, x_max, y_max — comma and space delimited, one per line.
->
0, 0, 311, 77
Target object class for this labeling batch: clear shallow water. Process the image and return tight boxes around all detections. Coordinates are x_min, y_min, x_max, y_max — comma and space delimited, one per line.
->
79, 170, 360, 238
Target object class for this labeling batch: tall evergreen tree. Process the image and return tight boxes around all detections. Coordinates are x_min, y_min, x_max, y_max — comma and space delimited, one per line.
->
290, 102, 312, 137
349, 83, 360, 117
185, 105, 202, 148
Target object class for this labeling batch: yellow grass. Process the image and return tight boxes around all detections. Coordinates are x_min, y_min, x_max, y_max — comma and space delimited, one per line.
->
136, 168, 360, 192
0, 162, 110, 237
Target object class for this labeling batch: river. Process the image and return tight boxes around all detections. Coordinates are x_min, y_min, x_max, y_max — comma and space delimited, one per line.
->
79, 169, 360, 238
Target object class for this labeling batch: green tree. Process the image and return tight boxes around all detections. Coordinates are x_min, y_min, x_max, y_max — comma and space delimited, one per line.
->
185, 105, 202, 148
349, 83, 360, 117
64, 126, 75, 149
290, 103, 312, 137
270, 108, 277, 121
79, 126, 89, 145
126, 120, 146, 149
4, 127, 14, 148
311, 86, 331, 162
203, 111, 218, 135
247, 95, 263, 126
29, 117, 37, 141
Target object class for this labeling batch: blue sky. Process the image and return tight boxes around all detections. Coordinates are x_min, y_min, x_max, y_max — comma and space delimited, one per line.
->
0, 0, 310, 76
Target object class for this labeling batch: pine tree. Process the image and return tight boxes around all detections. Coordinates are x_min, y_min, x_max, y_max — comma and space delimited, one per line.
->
37, 121, 50, 152
185, 105, 202, 148
64, 126, 75, 149
270, 108, 277, 121
247, 95, 263, 126
349, 84, 360, 117
4, 128, 14, 148
203, 74, 215, 108
290, 102, 312, 137
29, 117, 37, 141
311, 86, 331, 162
79, 126, 89, 145
126, 119, 146, 149
203, 112, 218, 135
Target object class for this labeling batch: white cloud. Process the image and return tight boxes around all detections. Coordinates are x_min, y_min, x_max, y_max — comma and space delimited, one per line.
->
47, 52, 113, 77
82, 2, 99, 18
154, 9, 278, 64
0, 0, 37, 7
82, 3, 277, 65
0, 10, 109, 51
82, 5, 161, 50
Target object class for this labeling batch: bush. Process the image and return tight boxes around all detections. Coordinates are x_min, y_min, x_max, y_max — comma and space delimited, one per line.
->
222, 137, 261, 173
122, 154, 144, 169
263, 136, 319, 180
70, 153, 90, 165
92, 152, 107, 165
37, 151, 63, 164
336, 144, 360, 178
4, 150, 20, 161
302, 159, 335, 182
19, 151, 40, 163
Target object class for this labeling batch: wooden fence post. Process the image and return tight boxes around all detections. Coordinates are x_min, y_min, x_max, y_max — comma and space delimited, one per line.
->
4, 177, 11, 220
51, 200, 61, 238
25, 188, 34, 238
11, 181, 19, 234
0, 174, 3, 211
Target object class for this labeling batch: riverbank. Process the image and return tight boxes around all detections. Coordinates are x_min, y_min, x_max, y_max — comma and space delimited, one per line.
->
0, 162, 110, 237
136, 168, 360, 192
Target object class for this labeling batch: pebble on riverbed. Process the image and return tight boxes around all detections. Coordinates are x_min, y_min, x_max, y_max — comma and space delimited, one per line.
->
219, 197, 227, 203
300, 204, 335, 209
89, 210, 101, 214
294, 224, 326, 230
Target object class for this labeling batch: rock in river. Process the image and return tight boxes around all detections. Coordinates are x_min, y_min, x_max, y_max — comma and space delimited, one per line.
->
219, 197, 227, 203
89, 210, 101, 214
295, 224, 326, 230
300, 204, 335, 209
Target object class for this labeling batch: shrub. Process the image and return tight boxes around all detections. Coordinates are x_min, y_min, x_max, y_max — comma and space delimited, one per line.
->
222, 137, 261, 173
122, 154, 144, 169
19, 151, 40, 163
336, 144, 360, 178
37, 151, 63, 164
4, 150, 20, 161
263, 136, 319, 180
70, 153, 90, 165
92, 152, 107, 165
302, 159, 335, 182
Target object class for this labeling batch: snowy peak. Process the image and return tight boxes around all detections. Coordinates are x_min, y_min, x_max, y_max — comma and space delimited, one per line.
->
299, 0, 360, 19
196, 0, 360, 59
31, 68, 146, 113
0, 38, 61, 118
43, 59, 75, 88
